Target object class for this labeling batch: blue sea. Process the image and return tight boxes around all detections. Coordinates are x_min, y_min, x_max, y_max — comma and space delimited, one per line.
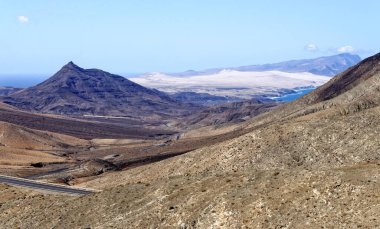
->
0, 75, 49, 88
1, 73, 139, 88
273, 88, 315, 102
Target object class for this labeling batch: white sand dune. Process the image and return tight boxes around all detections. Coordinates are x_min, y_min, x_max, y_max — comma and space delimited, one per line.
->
129, 70, 330, 98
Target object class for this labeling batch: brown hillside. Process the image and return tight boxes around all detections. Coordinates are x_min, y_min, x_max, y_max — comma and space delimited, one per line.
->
0, 103, 175, 140
1, 52, 380, 228
0, 121, 87, 150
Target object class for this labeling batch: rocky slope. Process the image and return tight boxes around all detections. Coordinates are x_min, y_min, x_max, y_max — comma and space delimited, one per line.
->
0, 53, 379, 228
0, 102, 174, 140
0, 121, 87, 167
0, 86, 21, 96
1, 105, 379, 228
3, 62, 197, 119
246, 52, 380, 127
182, 99, 279, 127
0, 121, 87, 150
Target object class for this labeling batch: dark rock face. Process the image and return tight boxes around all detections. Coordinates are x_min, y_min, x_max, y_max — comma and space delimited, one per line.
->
3, 62, 197, 119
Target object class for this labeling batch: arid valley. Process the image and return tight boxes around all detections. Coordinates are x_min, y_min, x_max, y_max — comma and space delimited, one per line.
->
1, 1, 380, 228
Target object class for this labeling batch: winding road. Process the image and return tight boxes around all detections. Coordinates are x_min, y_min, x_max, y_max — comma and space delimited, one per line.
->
0, 175, 97, 195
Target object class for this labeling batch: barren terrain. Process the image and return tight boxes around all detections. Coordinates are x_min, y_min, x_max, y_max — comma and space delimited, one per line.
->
0, 53, 379, 228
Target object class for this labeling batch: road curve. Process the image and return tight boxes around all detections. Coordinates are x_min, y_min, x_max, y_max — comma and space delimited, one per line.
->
0, 175, 98, 196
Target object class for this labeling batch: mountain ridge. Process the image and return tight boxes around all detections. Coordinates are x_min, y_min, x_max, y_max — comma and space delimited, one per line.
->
170, 53, 361, 77
1, 52, 380, 227
3, 62, 198, 119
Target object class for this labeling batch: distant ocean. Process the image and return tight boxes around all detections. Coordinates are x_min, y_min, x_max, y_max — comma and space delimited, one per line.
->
0, 73, 140, 88
0, 75, 49, 88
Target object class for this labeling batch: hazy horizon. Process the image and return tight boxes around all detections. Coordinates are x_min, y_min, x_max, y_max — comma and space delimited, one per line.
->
0, 52, 361, 88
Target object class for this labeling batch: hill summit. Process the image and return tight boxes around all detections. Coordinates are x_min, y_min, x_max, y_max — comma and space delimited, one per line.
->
3, 62, 195, 119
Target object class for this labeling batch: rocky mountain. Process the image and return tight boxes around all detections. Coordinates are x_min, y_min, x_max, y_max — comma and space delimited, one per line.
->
172, 53, 361, 77
0, 52, 378, 228
2, 62, 197, 119
1, 52, 377, 228
231, 53, 362, 76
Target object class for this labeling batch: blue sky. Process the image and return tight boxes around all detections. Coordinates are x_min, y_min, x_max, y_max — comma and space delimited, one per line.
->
0, 0, 379, 76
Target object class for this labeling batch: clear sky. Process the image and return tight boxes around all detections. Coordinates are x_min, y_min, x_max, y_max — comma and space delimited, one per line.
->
1, 0, 379, 76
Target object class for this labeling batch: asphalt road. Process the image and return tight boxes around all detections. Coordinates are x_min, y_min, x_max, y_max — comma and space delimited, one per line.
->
0, 175, 96, 195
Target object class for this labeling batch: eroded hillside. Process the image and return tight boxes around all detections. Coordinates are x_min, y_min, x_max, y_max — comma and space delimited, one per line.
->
1, 53, 380, 228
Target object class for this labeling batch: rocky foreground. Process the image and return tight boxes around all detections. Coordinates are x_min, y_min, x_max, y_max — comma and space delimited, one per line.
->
1, 53, 380, 228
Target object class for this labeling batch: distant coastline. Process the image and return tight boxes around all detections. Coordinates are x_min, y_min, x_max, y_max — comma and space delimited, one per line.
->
270, 87, 316, 102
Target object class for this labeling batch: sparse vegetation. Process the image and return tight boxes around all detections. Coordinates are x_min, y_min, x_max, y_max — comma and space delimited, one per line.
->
1, 52, 380, 228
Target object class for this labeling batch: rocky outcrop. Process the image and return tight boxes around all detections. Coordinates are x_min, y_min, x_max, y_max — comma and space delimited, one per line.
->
3, 62, 198, 119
